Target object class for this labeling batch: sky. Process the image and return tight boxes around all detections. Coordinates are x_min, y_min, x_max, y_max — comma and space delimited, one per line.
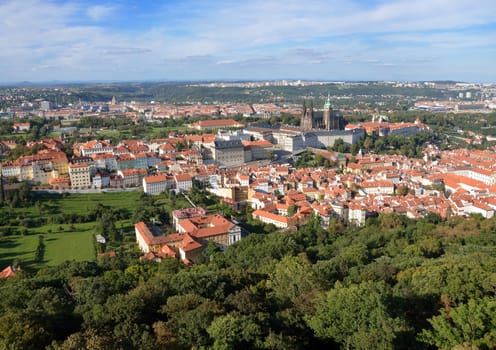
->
1, 0, 495, 83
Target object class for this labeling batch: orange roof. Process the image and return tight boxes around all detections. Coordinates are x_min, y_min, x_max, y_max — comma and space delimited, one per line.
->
0, 266, 20, 278
190, 119, 243, 128
179, 234, 203, 252
175, 173, 192, 182
68, 162, 89, 168
144, 174, 167, 184
252, 209, 290, 224
242, 140, 273, 147
179, 214, 234, 238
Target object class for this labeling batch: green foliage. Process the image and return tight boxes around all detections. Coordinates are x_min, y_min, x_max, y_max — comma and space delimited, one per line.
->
419, 297, 496, 349
307, 280, 402, 349
268, 254, 318, 304
396, 253, 496, 304
2, 196, 496, 348
34, 235, 45, 263
161, 293, 224, 348
207, 312, 264, 350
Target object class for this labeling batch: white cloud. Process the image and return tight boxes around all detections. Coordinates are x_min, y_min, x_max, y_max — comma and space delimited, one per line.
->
0, 0, 495, 81
86, 5, 115, 21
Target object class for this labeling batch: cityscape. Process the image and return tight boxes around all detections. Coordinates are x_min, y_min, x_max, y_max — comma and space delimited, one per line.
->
1, 0, 496, 349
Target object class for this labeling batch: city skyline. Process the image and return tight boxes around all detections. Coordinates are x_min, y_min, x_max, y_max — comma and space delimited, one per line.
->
1, 0, 495, 83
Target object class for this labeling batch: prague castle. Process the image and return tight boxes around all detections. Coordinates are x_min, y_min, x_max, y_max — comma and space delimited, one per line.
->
300, 95, 344, 131
245, 95, 365, 153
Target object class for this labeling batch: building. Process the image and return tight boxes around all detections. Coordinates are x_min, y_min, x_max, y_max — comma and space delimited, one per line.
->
68, 163, 91, 189
92, 171, 110, 189
242, 139, 273, 162
300, 98, 344, 131
211, 138, 244, 167
171, 207, 208, 231
117, 168, 147, 187
12, 123, 30, 133
174, 173, 193, 193
189, 119, 244, 131
78, 140, 114, 157
40, 100, 53, 111
135, 212, 241, 263
0, 266, 21, 279
252, 209, 293, 229
143, 174, 167, 195
92, 153, 118, 172
177, 214, 242, 249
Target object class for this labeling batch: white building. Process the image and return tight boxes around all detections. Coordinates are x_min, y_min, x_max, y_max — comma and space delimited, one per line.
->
143, 174, 167, 195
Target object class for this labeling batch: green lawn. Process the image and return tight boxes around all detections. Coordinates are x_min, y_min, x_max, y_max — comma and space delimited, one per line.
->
0, 191, 142, 270
20, 191, 142, 217
0, 229, 95, 270
51, 191, 141, 214
96, 129, 121, 138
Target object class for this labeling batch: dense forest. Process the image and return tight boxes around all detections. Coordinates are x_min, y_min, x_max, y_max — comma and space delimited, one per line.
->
1, 211, 496, 349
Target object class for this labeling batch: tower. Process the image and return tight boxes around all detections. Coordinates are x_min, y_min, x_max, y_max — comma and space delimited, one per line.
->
323, 94, 332, 131
300, 100, 314, 130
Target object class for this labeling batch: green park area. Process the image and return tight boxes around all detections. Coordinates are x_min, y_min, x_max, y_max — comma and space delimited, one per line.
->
0, 190, 142, 270
0, 228, 95, 269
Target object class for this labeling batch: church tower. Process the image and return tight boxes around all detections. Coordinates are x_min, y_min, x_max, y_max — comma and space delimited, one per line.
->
300, 100, 314, 130
323, 94, 332, 130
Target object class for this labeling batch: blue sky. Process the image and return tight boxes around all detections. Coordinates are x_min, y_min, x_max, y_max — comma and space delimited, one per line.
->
1, 0, 495, 83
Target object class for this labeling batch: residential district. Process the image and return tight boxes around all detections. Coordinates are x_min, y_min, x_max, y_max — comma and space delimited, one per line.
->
2, 93, 496, 266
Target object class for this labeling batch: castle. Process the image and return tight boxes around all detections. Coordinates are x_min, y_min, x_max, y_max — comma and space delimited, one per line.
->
300, 95, 344, 131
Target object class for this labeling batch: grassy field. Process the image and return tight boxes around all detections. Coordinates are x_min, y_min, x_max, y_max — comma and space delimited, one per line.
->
0, 191, 143, 270
95, 129, 121, 138
27, 190, 142, 216
0, 229, 95, 270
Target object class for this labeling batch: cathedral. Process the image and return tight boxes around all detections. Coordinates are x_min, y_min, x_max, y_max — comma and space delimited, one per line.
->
300, 95, 344, 131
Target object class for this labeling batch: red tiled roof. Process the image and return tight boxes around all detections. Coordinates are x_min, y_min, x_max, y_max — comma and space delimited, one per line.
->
0, 266, 20, 279
179, 234, 203, 252
144, 174, 167, 184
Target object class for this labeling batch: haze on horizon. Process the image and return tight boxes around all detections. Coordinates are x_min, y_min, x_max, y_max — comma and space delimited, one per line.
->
1, 0, 495, 84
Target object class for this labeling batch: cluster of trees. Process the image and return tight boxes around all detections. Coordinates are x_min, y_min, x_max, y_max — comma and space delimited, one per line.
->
349, 132, 439, 158
0, 182, 33, 208
1, 212, 496, 349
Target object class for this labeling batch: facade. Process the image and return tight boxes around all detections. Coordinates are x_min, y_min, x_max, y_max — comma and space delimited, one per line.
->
136, 212, 242, 263
143, 174, 167, 195
300, 98, 344, 131
174, 173, 193, 193
117, 168, 147, 187
189, 119, 244, 131
177, 214, 242, 249
79, 140, 114, 157
92, 153, 118, 172
252, 209, 293, 229
68, 163, 91, 189
92, 172, 110, 189
347, 202, 367, 226
211, 138, 244, 167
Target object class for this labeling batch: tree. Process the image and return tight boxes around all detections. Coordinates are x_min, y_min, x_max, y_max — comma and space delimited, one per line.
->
419, 297, 496, 349
287, 204, 297, 217
307, 281, 402, 349
267, 254, 318, 304
207, 313, 264, 350
161, 293, 224, 348
396, 185, 410, 196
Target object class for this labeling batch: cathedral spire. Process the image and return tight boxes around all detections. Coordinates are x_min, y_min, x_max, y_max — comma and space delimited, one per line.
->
324, 93, 332, 109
